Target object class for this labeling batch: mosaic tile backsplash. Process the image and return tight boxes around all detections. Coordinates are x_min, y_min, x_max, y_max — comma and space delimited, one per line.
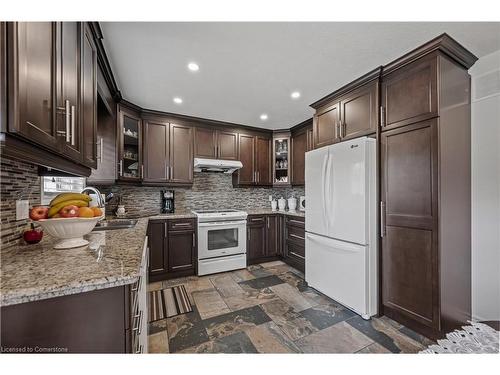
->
0, 156, 304, 247
0, 156, 41, 248
97, 173, 304, 218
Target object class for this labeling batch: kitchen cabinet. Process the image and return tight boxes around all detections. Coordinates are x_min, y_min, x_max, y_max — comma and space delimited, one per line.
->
273, 133, 290, 185
143, 119, 169, 183
311, 68, 381, 149
169, 123, 193, 184
194, 127, 238, 160
247, 214, 283, 264
80, 23, 98, 168
233, 132, 272, 186
142, 120, 193, 185
247, 215, 267, 262
148, 218, 196, 281
313, 102, 339, 149
117, 105, 142, 181
291, 123, 312, 186
58, 22, 82, 161
339, 80, 378, 140
147, 220, 168, 278
282, 216, 305, 273
380, 45, 476, 339
5, 22, 98, 172
381, 56, 437, 131
265, 215, 279, 257
1, 241, 148, 353
6, 22, 60, 151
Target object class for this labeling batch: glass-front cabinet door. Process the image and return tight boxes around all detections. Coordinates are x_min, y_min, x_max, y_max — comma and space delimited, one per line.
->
118, 106, 142, 181
273, 134, 290, 185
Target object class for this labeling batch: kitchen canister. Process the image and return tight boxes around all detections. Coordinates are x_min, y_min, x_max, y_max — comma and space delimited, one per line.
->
288, 196, 297, 212
278, 197, 286, 212
271, 200, 277, 211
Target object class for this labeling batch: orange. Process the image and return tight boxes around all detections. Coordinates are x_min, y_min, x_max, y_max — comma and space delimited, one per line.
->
91, 207, 103, 217
78, 206, 94, 218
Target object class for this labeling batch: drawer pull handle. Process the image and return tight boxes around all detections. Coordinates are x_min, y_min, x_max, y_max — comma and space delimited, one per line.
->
290, 251, 305, 260
290, 233, 305, 240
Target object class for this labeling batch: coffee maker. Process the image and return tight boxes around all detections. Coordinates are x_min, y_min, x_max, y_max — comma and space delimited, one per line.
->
161, 190, 174, 213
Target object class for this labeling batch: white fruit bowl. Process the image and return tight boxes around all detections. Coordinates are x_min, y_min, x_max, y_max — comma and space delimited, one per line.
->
37, 215, 105, 249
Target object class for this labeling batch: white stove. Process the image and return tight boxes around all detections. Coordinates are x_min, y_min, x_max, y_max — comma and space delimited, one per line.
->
192, 209, 248, 276
192, 209, 248, 222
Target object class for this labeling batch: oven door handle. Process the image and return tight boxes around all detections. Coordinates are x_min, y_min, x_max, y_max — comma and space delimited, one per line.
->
198, 220, 247, 227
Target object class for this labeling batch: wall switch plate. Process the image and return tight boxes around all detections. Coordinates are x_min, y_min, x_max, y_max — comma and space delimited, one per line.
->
16, 200, 29, 220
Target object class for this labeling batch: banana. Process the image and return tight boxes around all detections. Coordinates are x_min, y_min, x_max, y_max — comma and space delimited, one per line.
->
48, 199, 89, 218
49, 193, 91, 207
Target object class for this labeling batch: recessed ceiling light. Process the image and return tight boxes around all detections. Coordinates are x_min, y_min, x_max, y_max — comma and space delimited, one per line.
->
187, 62, 199, 72
173, 97, 183, 104
291, 91, 301, 99
260, 114, 268, 121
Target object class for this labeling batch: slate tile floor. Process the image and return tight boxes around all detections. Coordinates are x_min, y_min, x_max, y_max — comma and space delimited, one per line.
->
147, 261, 434, 353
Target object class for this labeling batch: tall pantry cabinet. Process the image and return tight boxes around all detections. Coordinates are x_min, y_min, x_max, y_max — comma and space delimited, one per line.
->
379, 35, 477, 339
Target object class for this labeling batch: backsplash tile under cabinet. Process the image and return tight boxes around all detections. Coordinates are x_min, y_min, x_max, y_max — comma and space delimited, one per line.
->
0, 156, 41, 248
97, 173, 304, 218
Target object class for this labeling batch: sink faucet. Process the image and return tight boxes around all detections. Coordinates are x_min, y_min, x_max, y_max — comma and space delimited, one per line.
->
81, 186, 105, 208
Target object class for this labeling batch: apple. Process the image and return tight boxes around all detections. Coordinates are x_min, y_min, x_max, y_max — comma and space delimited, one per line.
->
23, 223, 43, 244
29, 206, 49, 221
59, 205, 80, 218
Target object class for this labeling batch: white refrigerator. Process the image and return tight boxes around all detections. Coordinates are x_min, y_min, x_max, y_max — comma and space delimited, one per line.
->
305, 137, 377, 319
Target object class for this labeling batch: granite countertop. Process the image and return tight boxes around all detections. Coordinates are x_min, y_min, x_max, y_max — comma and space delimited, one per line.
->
246, 208, 305, 218
1, 209, 301, 307
0, 217, 150, 307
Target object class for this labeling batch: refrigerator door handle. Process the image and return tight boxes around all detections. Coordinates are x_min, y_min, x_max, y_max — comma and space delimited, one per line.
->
380, 201, 386, 237
321, 152, 329, 228
306, 233, 362, 253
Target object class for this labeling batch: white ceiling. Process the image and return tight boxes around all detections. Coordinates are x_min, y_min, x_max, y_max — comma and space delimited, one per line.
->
101, 22, 500, 129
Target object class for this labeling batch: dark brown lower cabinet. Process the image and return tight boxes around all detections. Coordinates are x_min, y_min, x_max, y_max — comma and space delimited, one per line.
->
247, 215, 267, 263
247, 213, 304, 270
148, 218, 196, 281
282, 216, 305, 273
1, 244, 148, 353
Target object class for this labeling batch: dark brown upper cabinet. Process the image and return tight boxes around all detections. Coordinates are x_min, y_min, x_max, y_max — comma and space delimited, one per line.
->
291, 122, 312, 186
142, 119, 193, 185
194, 127, 238, 161
169, 123, 193, 184
255, 135, 272, 185
143, 119, 169, 183
233, 132, 271, 186
310, 68, 381, 149
339, 80, 378, 140
117, 105, 142, 181
58, 22, 82, 161
233, 133, 255, 185
381, 55, 438, 131
80, 23, 97, 168
7, 22, 60, 151
217, 130, 238, 160
313, 102, 339, 149
4, 22, 98, 174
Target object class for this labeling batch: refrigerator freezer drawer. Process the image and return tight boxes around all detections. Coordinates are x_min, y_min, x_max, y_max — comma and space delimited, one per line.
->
305, 232, 377, 319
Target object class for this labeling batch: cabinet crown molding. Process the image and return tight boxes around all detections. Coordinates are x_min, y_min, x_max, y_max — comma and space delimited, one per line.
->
310, 67, 382, 109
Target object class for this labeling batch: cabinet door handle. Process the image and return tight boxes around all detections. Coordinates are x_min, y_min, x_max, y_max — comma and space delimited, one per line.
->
192, 232, 195, 248
119, 160, 123, 176
336, 122, 341, 139
170, 166, 173, 180
166, 164, 169, 180
140, 164, 144, 179
342, 121, 346, 138
96, 137, 104, 162
164, 222, 167, 239
70, 105, 76, 146
380, 201, 386, 237
380, 106, 385, 127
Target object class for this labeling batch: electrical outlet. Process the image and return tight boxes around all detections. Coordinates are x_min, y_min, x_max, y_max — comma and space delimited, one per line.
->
16, 200, 29, 220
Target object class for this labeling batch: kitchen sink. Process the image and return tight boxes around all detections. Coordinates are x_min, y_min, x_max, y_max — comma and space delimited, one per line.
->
93, 219, 138, 231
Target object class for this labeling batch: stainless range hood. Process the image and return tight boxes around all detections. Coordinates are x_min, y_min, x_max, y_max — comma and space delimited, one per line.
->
193, 158, 243, 174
